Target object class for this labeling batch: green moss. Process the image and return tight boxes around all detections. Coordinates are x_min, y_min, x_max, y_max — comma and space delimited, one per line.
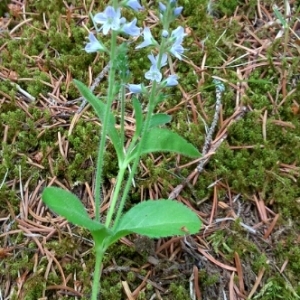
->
46, 236, 77, 258
137, 291, 147, 299
169, 282, 190, 299
23, 274, 45, 299
0, 0, 9, 16
2, 253, 33, 278
213, 0, 242, 16
253, 275, 299, 300
126, 271, 136, 282
252, 253, 270, 274
1, 0, 300, 298
199, 270, 220, 286
100, 280, 123, 299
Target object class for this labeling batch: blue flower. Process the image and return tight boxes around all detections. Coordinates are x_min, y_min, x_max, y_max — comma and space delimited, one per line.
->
128, 83, 144, 93
124, 0, 144, 11
145, 65, 162, 82
94, 6, 125, 35
121, 18, 140, 36
158, 2, 166, 12
84, 33, 106, 53
173, 6, 183, 16
136, 27, 158, 49
164, 74, 178, 86
168, 26, 186, 59
148, 53, 167, 69
170, 41, 185, 59
170, 26, 186, 45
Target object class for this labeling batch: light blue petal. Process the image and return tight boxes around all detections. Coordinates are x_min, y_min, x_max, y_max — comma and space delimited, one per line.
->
165, 74, 178, 86
145, 65, 162, 82
136, 27, 157, 49
161, 53, 168, 67
122, 18, 140, 36
147, 53, 167, 69
93, 12, 107, 23
171, 26, 186, 43
126, 0, 144, 11
170, 42, 185, 59
173, 6, 183, 16
93, 6, 123, 34
159, 2, 166, 12
128, 84, 143, 93
84, 33, 105, 53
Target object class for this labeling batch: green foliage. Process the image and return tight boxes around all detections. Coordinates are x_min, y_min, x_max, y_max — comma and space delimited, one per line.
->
73, 79, 122, 161
0, 0, 9, 16
23, 274, 45, 299
252, 276, 300, 300
252, 253, 270, 273
126, 271, 136, 282
169, 283, 190, 299
113, 200, 201, 237
100, 280, 123, 299
42, 187, 112, 234
42, 187, 201, 247
213, 0, 242, 16
133, 127, 201, 159
199, 270, 220, 287
1, 0, 300, 298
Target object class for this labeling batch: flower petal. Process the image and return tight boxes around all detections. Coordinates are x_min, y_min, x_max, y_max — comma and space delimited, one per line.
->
128, 84, 143, 93
84, 33, 105, 53
136, 27, 157, 49
125, 0, 144, 11
122, 18, 141, 36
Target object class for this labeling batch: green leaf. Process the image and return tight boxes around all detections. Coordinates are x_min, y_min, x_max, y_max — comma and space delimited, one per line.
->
42, 187, 112, 236
73, 79, 122, 160
141, 128, 200, 158
273, 7, 288, 28
113, 200, 201, 239
149, 113, 172, 128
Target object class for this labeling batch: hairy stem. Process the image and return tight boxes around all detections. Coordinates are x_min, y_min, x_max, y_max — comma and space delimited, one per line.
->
94, 31, 118, 222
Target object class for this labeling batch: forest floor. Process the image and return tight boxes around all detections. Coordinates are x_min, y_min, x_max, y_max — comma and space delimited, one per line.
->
1, 0, 300, 299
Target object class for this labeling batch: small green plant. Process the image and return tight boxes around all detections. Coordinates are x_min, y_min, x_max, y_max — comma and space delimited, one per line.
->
41, 1, 202, 299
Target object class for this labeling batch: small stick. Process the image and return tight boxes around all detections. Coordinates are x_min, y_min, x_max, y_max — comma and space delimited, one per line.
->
197, 79, 224, 173
78, 62, 111, 113
71, 62, 111, 113
169, 80, 235, 199
0, 76, 36, 102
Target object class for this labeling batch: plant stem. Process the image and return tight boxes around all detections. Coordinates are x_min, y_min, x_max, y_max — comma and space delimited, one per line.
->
94, 30, 118, 222
112, 82, 158, 228
105, 164, 127, 227
120, 85, 126, 151
91, 246, 105, 300
112, 40, 169, 228
104, 29, 168, 228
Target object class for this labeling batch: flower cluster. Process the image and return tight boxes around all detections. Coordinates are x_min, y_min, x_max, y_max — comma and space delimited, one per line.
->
128, 52, 178, 94
84, 0, 186, 93
158, 1, 183, 23
136, 25, 186, 60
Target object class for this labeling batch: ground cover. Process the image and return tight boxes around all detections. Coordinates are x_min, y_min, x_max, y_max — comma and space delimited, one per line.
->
0, 0, 300, 299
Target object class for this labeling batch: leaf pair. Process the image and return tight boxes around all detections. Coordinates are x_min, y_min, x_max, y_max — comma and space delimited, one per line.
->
42, 187, 202, 247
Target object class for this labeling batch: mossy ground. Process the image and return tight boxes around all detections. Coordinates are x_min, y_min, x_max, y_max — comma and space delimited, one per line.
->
1, 0, 300, 299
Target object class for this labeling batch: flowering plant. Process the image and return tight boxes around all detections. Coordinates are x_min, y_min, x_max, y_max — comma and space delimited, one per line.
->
41, 0, 202, 298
